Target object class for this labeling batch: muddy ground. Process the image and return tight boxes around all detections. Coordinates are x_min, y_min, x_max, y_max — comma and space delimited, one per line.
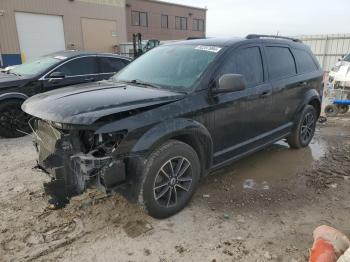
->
0, 115, 349, 262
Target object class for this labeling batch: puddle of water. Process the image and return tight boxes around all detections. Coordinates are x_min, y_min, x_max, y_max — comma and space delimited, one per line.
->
243, 179, 256, 189
211, 136, 328, 191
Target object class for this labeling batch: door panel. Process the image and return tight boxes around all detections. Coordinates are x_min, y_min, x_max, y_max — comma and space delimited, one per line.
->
210, 45, 273, 165
212, 82, 273, 164
264, 45, 299, 129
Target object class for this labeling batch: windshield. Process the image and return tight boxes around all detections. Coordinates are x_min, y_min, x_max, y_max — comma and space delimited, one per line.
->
113, 44, 222, 92
343, 54, 350, 62
10, 56, 61, 76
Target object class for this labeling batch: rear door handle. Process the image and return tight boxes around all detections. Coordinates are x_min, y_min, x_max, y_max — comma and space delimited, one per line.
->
260, 91, 272, 98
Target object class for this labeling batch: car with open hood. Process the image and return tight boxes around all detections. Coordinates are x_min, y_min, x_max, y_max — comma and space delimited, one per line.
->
0, 50, 131, 138
22, 35, 323, 218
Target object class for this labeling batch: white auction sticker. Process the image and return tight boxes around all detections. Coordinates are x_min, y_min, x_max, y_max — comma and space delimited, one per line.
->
195, 45, 222, 53
54, 56, 67, 60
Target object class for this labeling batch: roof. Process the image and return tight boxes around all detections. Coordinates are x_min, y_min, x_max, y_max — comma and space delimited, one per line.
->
169, 37, 244, 47
167, 36, 307, 48
44, 50, 131, 60
130, 0, 207, 11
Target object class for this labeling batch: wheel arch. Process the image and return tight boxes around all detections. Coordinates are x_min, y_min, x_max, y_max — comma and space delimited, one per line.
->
296, 89, 321, 118
130, 118, 213, 176
308, 98, 321, 117
0, 93, 28, 103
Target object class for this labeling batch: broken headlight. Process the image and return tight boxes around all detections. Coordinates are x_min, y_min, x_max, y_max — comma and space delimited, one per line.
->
81, 131, 126, 156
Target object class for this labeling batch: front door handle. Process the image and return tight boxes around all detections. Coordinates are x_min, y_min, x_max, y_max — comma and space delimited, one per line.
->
260, 91, 272, 98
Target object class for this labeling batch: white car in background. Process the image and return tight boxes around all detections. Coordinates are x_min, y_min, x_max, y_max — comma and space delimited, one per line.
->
329, 53, 350, 88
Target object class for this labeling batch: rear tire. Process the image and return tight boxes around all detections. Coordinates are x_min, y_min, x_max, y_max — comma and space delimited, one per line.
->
324, 105, 339, 117
0, 99, 31, 138
287, 105, 317, 149
337, 104, 349, 114
139, 140, 200, 219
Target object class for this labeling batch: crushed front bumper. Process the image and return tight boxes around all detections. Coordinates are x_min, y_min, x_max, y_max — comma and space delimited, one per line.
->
34, 120, 126, 207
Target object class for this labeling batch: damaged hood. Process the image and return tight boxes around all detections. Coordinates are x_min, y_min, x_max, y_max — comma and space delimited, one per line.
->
22, 80, 185, 125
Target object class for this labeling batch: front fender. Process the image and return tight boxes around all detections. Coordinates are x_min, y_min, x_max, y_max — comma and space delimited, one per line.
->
131, 118, 213, 170
0, 92, 28, 102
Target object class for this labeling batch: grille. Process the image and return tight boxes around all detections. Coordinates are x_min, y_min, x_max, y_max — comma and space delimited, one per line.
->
36, 120, 63, 167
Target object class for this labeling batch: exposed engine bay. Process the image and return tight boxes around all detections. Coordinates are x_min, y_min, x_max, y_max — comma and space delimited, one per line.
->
32, 119, 127, 208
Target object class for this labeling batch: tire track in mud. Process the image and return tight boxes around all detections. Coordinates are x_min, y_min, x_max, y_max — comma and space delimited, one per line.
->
0, 189, 152, 261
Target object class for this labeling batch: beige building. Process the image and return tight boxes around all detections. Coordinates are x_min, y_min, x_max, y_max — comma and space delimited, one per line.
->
125, 0, 206, 41
0, 0, 206, 67
0, 0, 127, 66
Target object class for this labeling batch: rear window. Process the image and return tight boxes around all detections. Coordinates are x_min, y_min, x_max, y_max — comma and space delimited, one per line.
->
99, 57, 128, 73
266, 46, 296, 80
293, 49, 318, 73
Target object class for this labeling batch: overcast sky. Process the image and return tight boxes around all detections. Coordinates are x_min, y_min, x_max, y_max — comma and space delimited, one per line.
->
161, 0, 350, 37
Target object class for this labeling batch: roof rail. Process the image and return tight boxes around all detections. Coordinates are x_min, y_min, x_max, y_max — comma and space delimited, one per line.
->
186, 37, 206, 40
246, 34, 302, 43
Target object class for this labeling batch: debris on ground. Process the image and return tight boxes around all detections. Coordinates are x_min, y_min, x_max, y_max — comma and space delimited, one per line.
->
0, 115, 349, 261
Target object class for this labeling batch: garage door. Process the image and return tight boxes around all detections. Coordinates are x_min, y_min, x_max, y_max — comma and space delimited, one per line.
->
82, 18, 118, 53
15, 12, 66, 62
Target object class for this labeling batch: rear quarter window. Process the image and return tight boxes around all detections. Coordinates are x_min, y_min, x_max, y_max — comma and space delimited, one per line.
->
266, 46, 296, 80
293, 49, 318, 73
99, 57, 129, 73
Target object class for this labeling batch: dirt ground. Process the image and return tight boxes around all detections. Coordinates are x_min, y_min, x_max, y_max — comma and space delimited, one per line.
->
0, 115, 349, 262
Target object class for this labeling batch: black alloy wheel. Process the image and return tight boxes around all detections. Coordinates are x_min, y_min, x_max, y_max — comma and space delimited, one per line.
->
287, 105, 317, 149
153, 156, 193, 208
300, 112, 316, 145
138, 140, 200, 219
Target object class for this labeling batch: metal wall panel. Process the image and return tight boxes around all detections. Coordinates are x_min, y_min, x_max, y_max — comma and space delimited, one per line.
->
298, 34, 350, 71
0, 0, 127, 56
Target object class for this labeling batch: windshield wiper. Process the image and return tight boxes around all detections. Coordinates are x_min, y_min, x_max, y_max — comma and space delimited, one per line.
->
120, 79, 188, 94
7, 71, 21, 77
125, 79, 162, 89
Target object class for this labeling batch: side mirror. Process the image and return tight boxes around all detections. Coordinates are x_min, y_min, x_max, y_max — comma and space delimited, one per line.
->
212, 74, 247, 94
49, 71, 65, 79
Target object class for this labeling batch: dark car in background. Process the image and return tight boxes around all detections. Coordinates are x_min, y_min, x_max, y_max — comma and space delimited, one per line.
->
22, 35, 323, 218
0, 51, 131, 138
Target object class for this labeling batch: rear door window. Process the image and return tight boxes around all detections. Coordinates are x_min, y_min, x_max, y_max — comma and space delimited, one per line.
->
219, 46, 264, 87
54, 56, 98, 77
266, 46, 296, 80
98, 57, 128, 74
293, 49, 318, 73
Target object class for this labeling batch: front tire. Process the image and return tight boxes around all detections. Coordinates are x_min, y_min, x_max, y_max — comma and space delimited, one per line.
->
0, 99, 31, 138
139, 140, 200, 219
287, 105, 317, 149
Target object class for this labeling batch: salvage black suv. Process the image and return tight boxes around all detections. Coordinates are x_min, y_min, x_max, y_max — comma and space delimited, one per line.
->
22, 35, 323, 218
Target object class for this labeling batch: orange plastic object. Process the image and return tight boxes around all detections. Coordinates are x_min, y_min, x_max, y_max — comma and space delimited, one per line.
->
310, 225, 350, 262
309, 238, 337, 262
